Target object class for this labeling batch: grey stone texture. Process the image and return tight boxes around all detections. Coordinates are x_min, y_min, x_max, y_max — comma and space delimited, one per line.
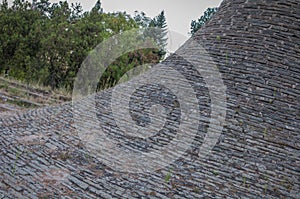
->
1, 0, 299, 198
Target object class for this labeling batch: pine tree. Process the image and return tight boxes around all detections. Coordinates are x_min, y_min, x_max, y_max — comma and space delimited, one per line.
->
133, 11, 151, 28
190, 7, 218, 35
148, 10, 168, 56
154, 10, 168, 49
92, 0, 103, 14
70, 2, 83, 21
35, 0, 51, 16
0, 0, 8, 10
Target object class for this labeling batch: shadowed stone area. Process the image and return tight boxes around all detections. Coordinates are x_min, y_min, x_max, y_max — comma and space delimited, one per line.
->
1, 0, 299, 198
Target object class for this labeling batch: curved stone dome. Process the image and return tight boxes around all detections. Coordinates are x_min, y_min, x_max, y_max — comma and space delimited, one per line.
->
0, 0, 299, 198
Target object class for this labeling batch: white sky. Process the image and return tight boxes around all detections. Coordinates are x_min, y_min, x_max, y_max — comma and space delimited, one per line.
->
101, 0, 222, 37
6, 0, 223, 51
6, 0, 222, 36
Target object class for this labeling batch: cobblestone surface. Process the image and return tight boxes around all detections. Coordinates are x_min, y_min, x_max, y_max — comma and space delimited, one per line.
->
1, 0, 300, 198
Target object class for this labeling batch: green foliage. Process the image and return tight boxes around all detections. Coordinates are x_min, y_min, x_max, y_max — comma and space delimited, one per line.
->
0, 0, 168, 92
165, 169, 173, 183
190, 7, 218, 35
134, 11, 151, 28
134, 10, 168, 57
165, 173, 171, 183
91, 0, 103, 14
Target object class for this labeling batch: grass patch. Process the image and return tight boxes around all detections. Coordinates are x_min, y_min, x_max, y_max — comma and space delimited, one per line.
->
0, 83, 8, 90
165, 169, 173, 184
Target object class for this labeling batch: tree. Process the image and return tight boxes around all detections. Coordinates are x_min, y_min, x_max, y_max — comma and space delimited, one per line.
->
149, 11, 168, 50
70, 2, 83, 21
0, 0, 166, 92
35, 0, 51, 16
0, 0, 8, 10
0, 0, 41, 81
91, 0, 103, 14
133, 11, 151, 28
49, 1, 71, 21
138, 10, 168, 58
190, 7, 218, 35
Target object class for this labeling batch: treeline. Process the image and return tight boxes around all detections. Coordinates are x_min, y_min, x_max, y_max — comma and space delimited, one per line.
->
190, 7, 218, 35
0, 0, 168, 91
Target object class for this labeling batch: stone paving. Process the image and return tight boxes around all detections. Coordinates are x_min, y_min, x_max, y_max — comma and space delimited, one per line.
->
1, 0, 300, 198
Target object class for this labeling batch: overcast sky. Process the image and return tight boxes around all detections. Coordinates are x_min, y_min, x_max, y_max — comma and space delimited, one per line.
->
7, 0, 222, 35
6, 0, 223, 51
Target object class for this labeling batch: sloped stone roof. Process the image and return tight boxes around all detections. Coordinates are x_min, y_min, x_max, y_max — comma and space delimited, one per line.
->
1, 0, 299, 198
